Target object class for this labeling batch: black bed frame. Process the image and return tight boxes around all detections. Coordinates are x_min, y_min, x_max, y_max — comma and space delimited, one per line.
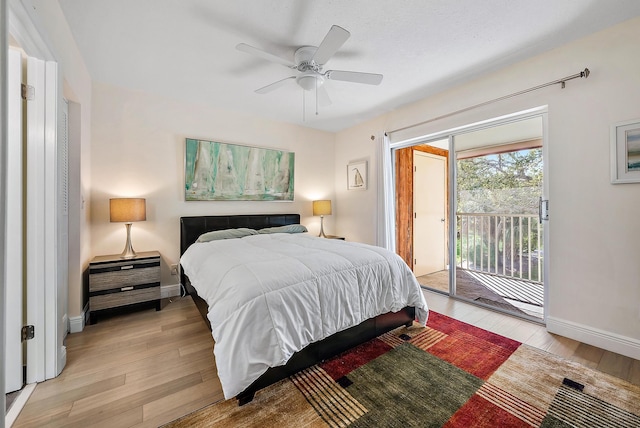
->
180, 214, 415, 405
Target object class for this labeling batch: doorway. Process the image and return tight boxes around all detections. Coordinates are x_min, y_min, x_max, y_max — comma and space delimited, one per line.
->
394, 140, 448, 277
6, 5, 69, 422
394, 109, 548, 322
413, 151, 447, 276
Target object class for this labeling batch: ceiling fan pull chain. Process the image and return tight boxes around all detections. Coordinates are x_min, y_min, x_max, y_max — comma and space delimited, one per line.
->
302, 90, 306, 122
315, 78, 319, 116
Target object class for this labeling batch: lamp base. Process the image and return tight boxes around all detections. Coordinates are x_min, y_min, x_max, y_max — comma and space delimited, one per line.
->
120, 223, 137, 259
318, 216, 327, 238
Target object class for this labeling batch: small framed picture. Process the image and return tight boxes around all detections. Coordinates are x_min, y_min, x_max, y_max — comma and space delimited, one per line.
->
347, 160, 368, 190
611, 119, 640, 184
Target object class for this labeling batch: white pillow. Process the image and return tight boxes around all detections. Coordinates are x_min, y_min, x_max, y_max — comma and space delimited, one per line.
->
257, 224, 308, 234
196, 228, 258, 242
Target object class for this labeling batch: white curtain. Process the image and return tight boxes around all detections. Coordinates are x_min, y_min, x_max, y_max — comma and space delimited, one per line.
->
375, 133, 395, 251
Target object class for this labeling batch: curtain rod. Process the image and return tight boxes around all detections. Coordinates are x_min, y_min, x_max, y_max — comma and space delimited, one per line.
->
386, 68, 590, 136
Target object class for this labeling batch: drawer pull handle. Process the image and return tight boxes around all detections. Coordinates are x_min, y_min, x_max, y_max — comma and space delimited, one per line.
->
120, 265, 134, 270
121, 286, 134, 292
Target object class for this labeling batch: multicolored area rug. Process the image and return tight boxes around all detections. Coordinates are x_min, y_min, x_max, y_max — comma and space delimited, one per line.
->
166, 312, 640, 427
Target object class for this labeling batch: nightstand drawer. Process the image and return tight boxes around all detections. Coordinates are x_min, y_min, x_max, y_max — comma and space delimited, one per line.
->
89, 251, 162, 324
90, 286, 160, 311
89, 260, 160, 292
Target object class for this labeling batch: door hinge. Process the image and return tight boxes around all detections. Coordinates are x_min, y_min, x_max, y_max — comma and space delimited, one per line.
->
21, 83, 35, 101
21, 325, 35, 341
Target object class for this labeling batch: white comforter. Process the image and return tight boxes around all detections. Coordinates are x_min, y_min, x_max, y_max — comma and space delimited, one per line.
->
180, 233, 429, 399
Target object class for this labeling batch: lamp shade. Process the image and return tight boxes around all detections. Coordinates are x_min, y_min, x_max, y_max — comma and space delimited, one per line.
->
110, 198, 146, 223
312, 200, 332, 216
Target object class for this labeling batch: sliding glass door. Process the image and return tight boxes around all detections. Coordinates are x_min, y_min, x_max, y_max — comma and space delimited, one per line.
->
394, 109, 548, 322
453, 116, 545, 320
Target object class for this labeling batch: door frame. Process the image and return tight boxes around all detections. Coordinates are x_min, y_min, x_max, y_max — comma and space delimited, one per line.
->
2, 0, 9, 413
5, 47, 24, 394
8, 0, 66, 385
390, 106, 549, 323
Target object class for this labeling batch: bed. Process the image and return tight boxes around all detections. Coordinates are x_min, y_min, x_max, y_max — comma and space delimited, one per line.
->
179, 214, 428, 405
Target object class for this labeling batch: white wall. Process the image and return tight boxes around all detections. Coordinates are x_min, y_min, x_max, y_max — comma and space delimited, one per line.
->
333, 125, 385, 244
90, 82, 336, 285
335, 17, 640, 357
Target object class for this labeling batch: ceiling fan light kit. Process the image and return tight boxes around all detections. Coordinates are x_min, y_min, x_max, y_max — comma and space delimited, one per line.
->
297, 72, 324, 91
236, 25, 383, 116
294, 46, 324, 91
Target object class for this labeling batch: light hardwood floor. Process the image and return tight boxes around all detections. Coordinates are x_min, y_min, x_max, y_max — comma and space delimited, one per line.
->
13, 297, 223, 427
12, 291, 640, 427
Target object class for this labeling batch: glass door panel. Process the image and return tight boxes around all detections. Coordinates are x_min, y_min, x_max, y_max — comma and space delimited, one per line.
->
452, 117, 545, 320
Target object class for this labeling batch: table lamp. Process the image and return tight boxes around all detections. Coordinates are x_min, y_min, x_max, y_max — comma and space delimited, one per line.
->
110, 198, 146, 258
312, 200, 332, 238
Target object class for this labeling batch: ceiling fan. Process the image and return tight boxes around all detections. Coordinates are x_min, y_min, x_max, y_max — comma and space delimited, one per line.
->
236, 25, 383, 110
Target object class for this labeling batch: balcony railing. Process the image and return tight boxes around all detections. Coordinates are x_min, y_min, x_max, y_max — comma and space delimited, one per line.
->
457, 213, 543, 283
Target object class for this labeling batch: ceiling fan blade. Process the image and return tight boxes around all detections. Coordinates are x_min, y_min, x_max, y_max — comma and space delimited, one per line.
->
236, 43, 295, 68
255, 76, 296, 94
312, 25, 350, 65
326, 70, 383, 85
317, 85, 332, 107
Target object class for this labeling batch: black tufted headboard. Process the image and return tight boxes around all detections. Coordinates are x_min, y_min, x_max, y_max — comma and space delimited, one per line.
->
179, 214, 301, 291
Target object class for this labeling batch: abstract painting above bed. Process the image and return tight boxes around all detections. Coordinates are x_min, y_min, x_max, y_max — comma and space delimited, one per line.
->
184, 138, 295, 201
180, 232, 429, 400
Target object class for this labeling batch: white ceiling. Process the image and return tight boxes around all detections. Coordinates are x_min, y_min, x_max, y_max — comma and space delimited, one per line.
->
58, 0, 640, 133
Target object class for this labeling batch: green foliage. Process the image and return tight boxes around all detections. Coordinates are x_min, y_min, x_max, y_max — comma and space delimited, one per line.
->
456, 148, 544, 282
457, 149, 542, 214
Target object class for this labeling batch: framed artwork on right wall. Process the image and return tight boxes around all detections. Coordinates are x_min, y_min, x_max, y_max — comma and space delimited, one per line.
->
611, 118, 640, 184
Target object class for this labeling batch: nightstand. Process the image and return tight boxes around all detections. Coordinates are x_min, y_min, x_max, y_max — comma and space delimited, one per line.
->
89, 251, 161, 324
325, 235, 345, 240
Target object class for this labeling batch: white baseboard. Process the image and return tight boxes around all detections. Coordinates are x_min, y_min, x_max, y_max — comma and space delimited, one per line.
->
68, 302, 89, 334
58, 345, 67, 377
161, 283, 182, 299
546, 316, 640, 360
62, 313, 68, 339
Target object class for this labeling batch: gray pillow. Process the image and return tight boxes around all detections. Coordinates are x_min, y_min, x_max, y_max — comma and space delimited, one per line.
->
257, 224, 308, 234
196, 228, 258, 242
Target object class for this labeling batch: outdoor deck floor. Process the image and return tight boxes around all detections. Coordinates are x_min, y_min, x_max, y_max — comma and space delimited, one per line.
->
465, 270, 544, 306
417, 269, 544, 319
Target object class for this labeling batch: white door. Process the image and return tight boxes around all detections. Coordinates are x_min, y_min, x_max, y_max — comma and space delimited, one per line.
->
413, 151, 447, 276
6, 0, 67, 394
25, 55, 66, 383
26, 54, 47, 384
5, 48, 24, 394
